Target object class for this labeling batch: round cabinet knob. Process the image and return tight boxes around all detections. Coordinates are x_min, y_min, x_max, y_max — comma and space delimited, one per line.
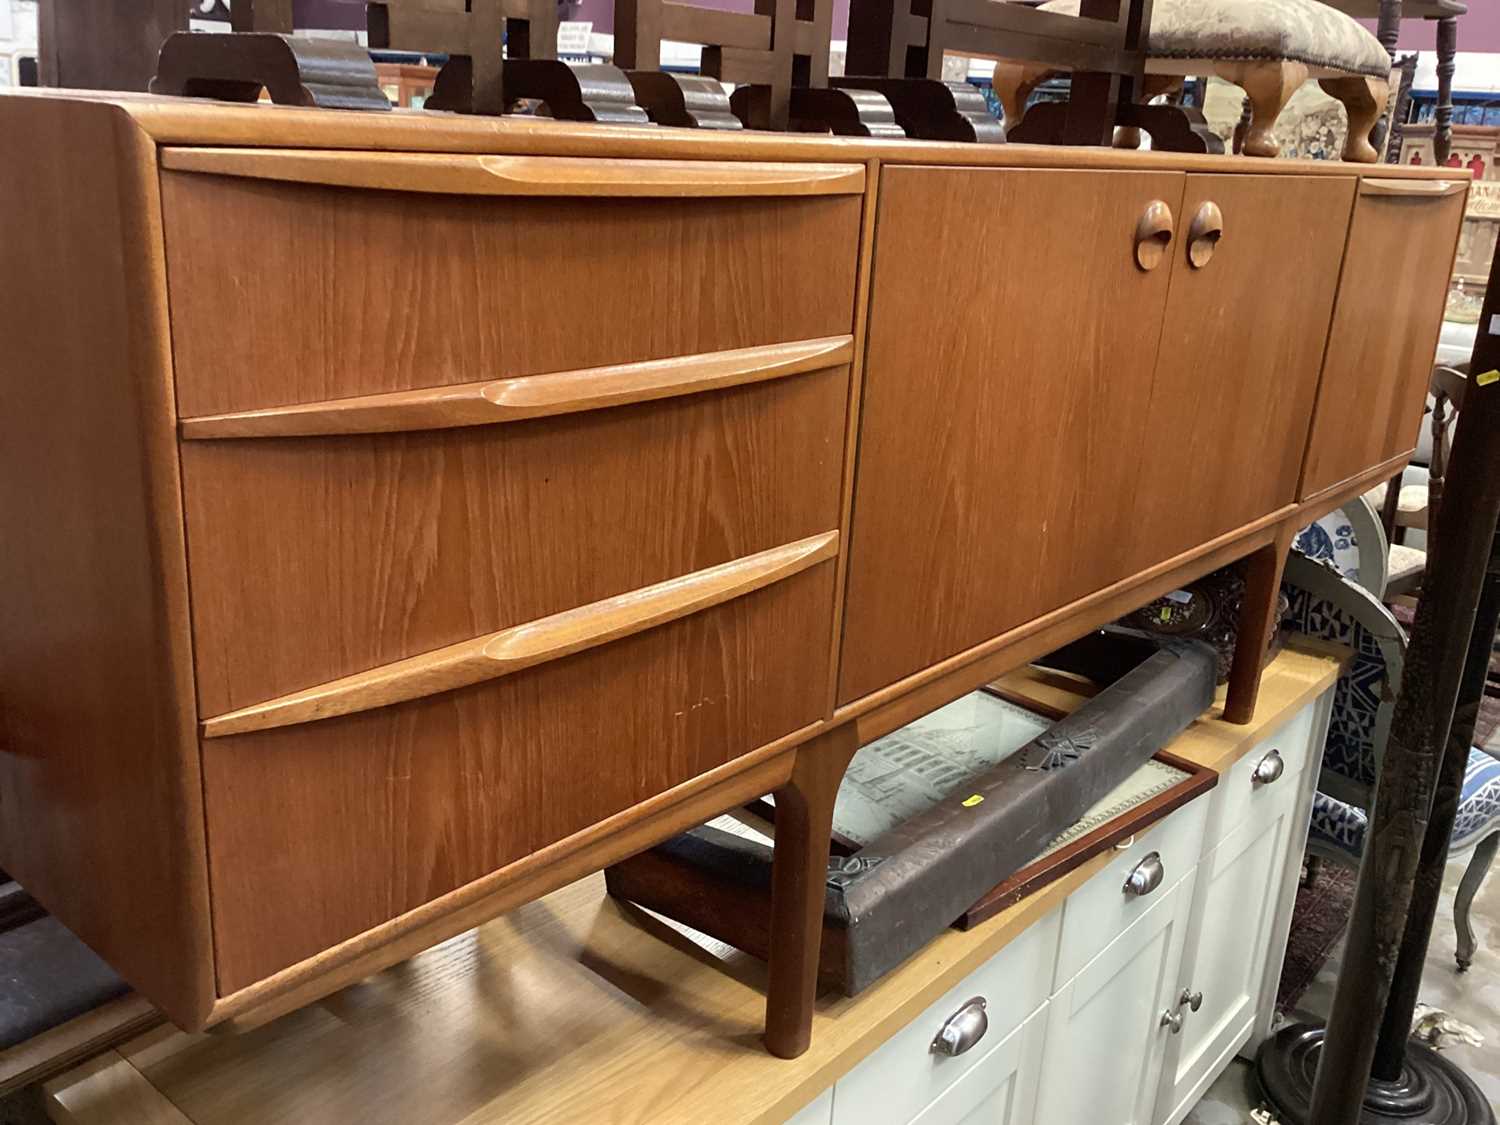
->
1252, 749, 1285, 787
1135, 200, 1175, 271
1186, 201, 1223, 269
1180, 987, 1204, 1013
1161, 1009, 1185, 1035
1123, 851, 1165, 897
931, 997, 989, 1058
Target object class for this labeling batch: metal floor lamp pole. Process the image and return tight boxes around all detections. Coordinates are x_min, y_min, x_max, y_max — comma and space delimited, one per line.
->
1256, 231, 1500, 1125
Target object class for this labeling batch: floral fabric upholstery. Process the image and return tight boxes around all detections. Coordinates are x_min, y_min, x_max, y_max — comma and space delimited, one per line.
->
1311, 748, 1500, 856
1038, 0, 1391, 78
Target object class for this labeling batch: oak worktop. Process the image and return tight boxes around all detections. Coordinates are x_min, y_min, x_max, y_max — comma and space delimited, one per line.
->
43, 647, 1342, 1125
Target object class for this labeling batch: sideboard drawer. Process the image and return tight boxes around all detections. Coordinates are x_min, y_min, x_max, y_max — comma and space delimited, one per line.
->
1054, 796, 1208, 989
832, 908, 1059, 1125
158, 150, 865, 416
201, 554, 838, 993
180, 360, 850, 717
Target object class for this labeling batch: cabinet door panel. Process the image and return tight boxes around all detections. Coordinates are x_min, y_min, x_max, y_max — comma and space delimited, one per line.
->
1134, 174, 1353, 567
1034, 871, 1195, 1125
910, 1008, 1047, 1125
1156, 790, 1295, 1125
1300, 179, 1467, 497
840, 167, 1184, 704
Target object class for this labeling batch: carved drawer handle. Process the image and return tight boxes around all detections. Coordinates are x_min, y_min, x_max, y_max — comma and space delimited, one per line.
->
1124, 851, 1164, 897
1135, 200, 1174, 271
1359, 177, 1466, 199
931, 997, 988, 1057
1252, 749, 1285, 787
1186, 201, 1223, 269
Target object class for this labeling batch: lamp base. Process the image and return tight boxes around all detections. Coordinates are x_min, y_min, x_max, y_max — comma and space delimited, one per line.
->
1255, 1024, 1495, 1124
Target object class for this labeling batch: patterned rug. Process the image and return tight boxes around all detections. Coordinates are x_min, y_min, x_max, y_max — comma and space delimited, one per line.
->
1276, 860, 1358, 1016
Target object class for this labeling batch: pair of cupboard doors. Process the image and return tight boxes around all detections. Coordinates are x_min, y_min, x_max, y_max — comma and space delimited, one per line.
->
842, 167, 1463, 702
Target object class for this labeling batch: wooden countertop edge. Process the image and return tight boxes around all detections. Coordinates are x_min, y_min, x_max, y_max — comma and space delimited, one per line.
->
40, 648, 1345, 1125
0, 90, 1472, 181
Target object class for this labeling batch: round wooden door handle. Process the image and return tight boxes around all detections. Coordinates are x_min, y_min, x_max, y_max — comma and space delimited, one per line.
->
1187, 201, 1224, 269
1135, 200, 1174, 271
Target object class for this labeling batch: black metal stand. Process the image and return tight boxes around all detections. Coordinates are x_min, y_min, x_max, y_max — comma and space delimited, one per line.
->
1255, 212, 1500, 1125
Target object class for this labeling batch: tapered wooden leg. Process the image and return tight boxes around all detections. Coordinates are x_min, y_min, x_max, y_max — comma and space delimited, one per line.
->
764, 723, 859, 1059
1224, 534, 1291, 724
1320, 75, 1389, 163
1215, 60, 1308, 158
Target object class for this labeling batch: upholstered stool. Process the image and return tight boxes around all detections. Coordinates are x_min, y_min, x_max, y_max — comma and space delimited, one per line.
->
991, 0, 1392, 161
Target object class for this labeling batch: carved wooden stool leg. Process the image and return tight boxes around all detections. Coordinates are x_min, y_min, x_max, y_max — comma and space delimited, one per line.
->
1320, 75, 1390, 163
1224, 532, 1292, 724
1455, 830, 1499, 971
1216, 60, 1309, 159
764, 722, 859, 1058
988, 62, 1056, 130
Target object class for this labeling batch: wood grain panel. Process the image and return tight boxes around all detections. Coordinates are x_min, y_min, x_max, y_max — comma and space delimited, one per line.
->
182, 368, 847, 715
179, 336, 853, 438
838, 166, 1184, 705
1131, 174, 1354, 565
161, 148, 867, 197
1300, 182, 1467, 497
160, 172, 862, 416
202, 566, 836, 991
0, 97, 215, 1028
201, 531, 838, 738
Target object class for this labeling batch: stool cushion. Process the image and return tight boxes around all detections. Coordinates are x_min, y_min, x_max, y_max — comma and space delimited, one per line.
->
1311, 747, 1500, 858
1039, 0, 1391, 79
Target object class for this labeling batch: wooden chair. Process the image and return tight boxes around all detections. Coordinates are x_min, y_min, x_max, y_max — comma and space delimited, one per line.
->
613, 0, 903, 133
1285, 552, 1500, 971
989, 0, 1392, 160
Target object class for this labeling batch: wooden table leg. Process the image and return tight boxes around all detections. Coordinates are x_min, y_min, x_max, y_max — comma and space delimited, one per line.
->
763, 722, 859, 1059
1223, 532, 1291, 724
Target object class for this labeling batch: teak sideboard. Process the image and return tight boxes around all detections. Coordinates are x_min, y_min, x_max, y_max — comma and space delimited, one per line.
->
0, 90, 1465, 1059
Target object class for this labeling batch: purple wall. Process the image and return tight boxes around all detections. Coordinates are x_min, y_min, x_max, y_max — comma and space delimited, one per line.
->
1360, 7, 1492, 52
574, 0, 851, 37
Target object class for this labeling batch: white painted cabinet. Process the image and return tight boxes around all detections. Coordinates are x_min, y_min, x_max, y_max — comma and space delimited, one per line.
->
806, 688, 1334, 1125
1033, 870, 1197, 1125
1154, 783, 1299, 1125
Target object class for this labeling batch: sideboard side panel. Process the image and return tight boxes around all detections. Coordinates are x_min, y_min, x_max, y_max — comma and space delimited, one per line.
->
1299, 182, 1467, 498
0, 100, 214, 1025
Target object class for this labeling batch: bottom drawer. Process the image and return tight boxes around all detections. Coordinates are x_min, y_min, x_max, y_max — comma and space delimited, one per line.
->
202, 561, 837, 994
832, 908, 1061, 1125
1054, 797, 1209, 988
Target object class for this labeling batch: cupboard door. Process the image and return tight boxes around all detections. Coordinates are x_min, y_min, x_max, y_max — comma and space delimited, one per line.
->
1133, 175, 1354, 567
1300, 178, 1467, 498
1033, 871, 1196, 1125
908, 1008, 1048, 1125
840, 167, 1184, 704
1154, 787, 1298, 1125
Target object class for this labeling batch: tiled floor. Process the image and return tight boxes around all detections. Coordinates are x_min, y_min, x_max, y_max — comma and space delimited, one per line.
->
1185, 845, 1500, 1121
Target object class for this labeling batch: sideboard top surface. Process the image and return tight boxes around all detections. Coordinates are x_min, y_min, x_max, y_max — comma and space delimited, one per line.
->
2, 89, 1470, 180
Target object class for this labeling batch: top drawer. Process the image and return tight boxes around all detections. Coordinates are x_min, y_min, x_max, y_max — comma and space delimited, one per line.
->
157, 149, 865, 417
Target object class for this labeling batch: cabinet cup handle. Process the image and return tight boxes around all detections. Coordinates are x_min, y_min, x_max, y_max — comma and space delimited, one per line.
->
1134, 200, 1174, 271
1124, 851, 1165, 897
1186, 201, 1223, 269
931, 997, 989, 1057
1252, 749, 1285, 787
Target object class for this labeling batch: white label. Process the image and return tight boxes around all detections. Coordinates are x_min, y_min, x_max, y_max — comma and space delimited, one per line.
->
1164, 590, 1193, 605
557, 20, 593, 55
1488, 313, 1500, 336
